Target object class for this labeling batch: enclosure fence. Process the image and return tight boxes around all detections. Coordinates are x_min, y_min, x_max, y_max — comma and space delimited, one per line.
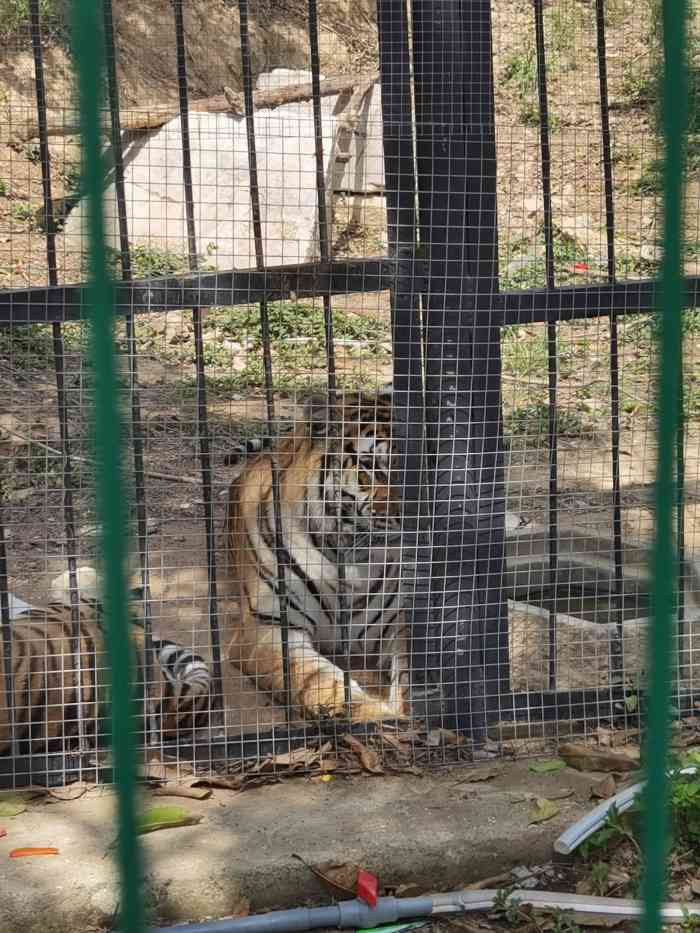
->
0, 5, 696, 919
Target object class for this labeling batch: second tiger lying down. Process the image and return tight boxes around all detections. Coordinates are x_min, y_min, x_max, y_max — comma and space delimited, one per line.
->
0, 570, 212, 756
224, 388, 408, 722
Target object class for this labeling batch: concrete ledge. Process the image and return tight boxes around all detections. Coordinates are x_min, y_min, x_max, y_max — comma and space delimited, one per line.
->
1, 761, 599, 932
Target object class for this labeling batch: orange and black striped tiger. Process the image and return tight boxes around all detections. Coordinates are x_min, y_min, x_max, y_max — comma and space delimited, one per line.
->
1, 579, 212, 756
224, 387, 409, 722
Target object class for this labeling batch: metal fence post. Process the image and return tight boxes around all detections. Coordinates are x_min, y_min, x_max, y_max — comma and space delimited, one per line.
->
411, 0, 508, 742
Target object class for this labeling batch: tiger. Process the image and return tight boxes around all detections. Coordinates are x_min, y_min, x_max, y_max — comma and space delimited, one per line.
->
223, 387, 410, 722
0, 569, 212, 756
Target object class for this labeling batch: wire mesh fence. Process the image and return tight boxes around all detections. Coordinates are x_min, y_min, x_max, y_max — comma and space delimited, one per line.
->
0, 0, 698, 790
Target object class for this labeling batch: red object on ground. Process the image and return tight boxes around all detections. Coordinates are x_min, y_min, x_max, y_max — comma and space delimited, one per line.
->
9, 847, 59, 858
573, 262, 589, 273
356, 869, 379, 908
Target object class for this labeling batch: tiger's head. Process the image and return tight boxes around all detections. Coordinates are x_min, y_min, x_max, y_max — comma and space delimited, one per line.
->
305, 387, 400, 522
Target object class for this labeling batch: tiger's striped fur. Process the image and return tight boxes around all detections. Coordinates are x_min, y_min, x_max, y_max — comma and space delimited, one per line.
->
224, 388, 408, 722
0, 584, 212, 755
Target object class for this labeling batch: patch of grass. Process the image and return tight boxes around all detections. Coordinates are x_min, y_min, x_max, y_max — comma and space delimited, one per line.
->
501, 41, 541, 128
504, 401, 594, 439
207, 300, 389, 346
0, 0, 65, 43
9, 201, 35, 224
0, 324, 55, 368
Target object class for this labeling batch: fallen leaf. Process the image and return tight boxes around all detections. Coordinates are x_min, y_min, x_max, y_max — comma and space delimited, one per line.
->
559, 742, 639, 773
190, 775, 242, 792
528, 759, 567, 774
568, 914, 623, 928
590, 774, 617, 800
10, 847, 59, 858
0, 796, 27, 818
528, 797, 561, 824
264, 742, 332, 771
152, 785, 211, 801
426, 728, 464, 747
137, 806, 202, 835
595, 727, 613, 747
543, 788, 574, 801
343, 735, 384, 774
454, 766, 503, 783
0, 828, 6, 839
48, 783, 93, 801
292, 854, 360, 897
691, 878, 700, 897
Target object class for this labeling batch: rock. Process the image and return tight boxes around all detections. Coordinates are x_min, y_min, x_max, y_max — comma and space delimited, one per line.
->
61, 69, 386, 271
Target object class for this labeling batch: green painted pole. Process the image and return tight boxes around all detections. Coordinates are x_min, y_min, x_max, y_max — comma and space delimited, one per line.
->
71, 2, 144, 931
640, 0, 688, 928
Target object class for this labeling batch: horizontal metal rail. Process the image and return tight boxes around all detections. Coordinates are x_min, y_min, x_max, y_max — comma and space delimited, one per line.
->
2, 263, 698, 326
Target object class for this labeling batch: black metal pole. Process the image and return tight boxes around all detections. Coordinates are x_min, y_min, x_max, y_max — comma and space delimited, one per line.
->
102, 0, 156, 747
172, 0, 225, 729
594, 0, 627, 685
238, 0, 293, 717
532, 0, 559, 692
29, 0, 85, 757
376, 0, 433, 716
411, 0, 506, 743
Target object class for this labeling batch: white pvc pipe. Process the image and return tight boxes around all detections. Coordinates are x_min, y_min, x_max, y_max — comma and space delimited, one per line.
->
554, 766, 698, 855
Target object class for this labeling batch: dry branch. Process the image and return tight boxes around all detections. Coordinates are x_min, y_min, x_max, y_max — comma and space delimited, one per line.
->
9, 73, 379, 146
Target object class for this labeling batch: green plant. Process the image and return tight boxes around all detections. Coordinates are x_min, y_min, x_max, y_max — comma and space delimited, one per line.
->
10, 201, 35, 224
504, 402, 594, 439
681, 907, 700, 931
502, 42, 541, 127
0, 0, 65, 42
0, 178, 7, 197
589, 860, 610, 896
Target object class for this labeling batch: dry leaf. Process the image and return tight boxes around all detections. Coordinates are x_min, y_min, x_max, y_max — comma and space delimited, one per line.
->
152, 785, 212, 801
454, 766, 503, 783
343, 735, 383, 774
559, 742, 639, 773
427, 728, 465, 747
590, 774, 617, 800
190, 775, 242, 792
528, 797, 560, 824
48, 783, 93, 801
292, 853, 359, 897
10, 847, 59, 858
568, 914, 623, 928
0, 828, 6, 839
691, 878, 700, 896
595, 727, 613, 747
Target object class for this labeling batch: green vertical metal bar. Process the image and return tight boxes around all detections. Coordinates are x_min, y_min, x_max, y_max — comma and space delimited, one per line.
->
71, 2, 144, 931
640, 0, 687, 927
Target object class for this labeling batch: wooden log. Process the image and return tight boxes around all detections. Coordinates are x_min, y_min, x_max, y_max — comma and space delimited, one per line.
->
9, 72, 379, 147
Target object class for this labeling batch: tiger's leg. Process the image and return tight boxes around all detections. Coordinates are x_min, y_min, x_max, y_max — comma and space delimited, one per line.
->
229, 621, 399, 721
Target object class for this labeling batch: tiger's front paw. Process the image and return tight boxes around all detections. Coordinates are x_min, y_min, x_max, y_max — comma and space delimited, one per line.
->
300, 673, 403, 722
